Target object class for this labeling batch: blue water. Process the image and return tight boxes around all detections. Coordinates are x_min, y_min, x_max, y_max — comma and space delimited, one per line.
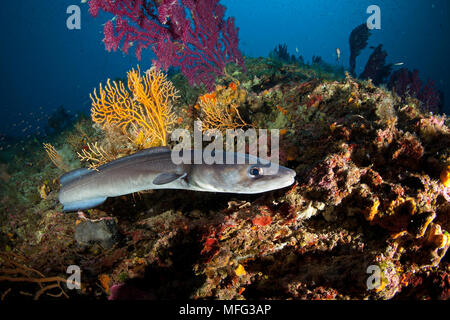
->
1, 0, 449, 138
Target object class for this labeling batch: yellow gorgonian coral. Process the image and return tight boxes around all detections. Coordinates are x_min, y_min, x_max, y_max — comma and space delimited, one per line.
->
198, 84, 247, 132
90, 66, 179, 147
77, 142, 115, 170
43, 143, 69, 172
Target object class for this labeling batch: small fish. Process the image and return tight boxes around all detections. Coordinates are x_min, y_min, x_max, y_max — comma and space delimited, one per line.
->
102, 16, 116, 26
295, 47, 299, 53
336, 48, 341, 62
58, 147, 296, 212
393, 62, 404, 66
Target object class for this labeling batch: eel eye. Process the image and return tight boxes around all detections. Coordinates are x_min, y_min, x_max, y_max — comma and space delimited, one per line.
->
249, 167, 263, 178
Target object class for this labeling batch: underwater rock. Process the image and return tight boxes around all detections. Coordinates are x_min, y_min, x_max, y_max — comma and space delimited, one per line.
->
75, 218, 119, 249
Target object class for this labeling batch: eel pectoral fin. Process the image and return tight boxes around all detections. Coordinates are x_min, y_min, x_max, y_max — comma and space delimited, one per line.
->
62, 197, 107, 212
153, 172, 187, 185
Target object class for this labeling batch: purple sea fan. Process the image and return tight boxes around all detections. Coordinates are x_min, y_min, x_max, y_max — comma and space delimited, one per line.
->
349, 23, 371, 76
388, 68, 422, 98
89, 0, 245, 90
359, 44, 392, 85
388, 68, 442, 113
418, 80, 442, 114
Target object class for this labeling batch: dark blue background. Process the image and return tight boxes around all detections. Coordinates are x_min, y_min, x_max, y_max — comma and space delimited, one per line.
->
1, 0, 449, 137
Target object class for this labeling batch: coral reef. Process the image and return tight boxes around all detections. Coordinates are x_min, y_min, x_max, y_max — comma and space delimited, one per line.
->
347, 24, 444, 114
0, 57, 449, 301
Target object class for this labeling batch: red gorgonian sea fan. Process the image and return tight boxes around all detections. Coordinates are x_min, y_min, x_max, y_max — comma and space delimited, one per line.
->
388, 68, 442, 113
89, 0, 246, 90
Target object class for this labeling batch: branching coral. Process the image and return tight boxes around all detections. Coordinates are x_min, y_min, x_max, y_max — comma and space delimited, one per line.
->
43, 143, 69, 172
90, 67, 179, 148
360, 44, 392, 85
197, 83, 248, 132
349, 24, 371, 75
89, 0, 245, 90
0, 252, 79, 300
77, 142, 115, 170
388, 68, 442, 113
